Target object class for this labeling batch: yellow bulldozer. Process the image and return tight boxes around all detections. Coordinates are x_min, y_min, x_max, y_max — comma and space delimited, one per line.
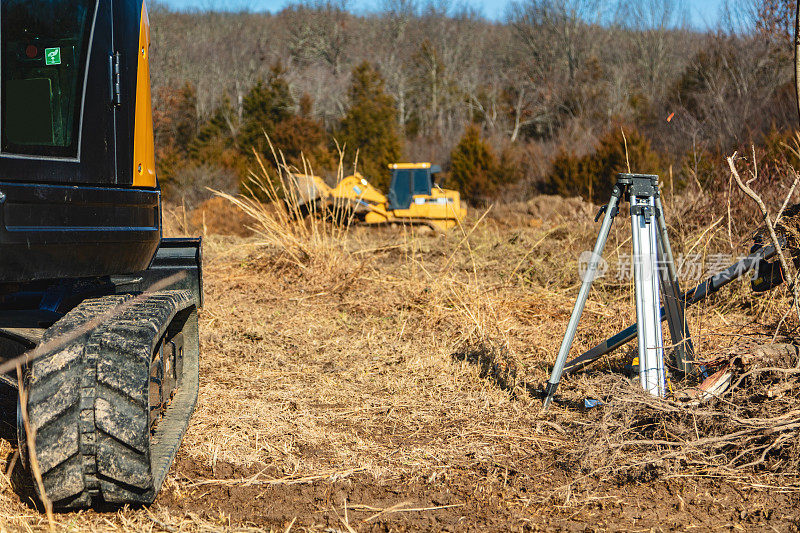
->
292, 163, 467, 232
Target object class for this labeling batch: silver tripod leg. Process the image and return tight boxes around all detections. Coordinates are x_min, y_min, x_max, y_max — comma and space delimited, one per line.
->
631, 194, 666, 396
654, 195, 694, 374
542, 185, 623, 408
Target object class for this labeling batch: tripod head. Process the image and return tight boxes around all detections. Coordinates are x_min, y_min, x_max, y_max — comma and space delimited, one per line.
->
613, 173, 659, 201
595, 174, 660, 223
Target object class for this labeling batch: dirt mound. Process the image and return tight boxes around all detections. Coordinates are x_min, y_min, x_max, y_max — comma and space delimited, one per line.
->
190, 196, 254, 236
493, 194, 596, 227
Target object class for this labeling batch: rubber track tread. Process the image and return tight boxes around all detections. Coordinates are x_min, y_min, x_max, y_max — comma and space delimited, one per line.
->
25, 295, 132, 507
93, 291, 193, 505
25, 291, 198, 509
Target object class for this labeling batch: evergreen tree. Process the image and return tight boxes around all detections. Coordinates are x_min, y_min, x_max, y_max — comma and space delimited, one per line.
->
154, 82, 198, 154
238, 64, 295, 155
338, 62, 402, 189
188, 96, 237, 162
449, 124, 505, 203
273, 93, 335, 172
186, 96, 248, 179
547, 127, 664, 204
154, 82, 199, 186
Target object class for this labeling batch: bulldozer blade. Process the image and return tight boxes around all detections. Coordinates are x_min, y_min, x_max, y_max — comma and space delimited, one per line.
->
290, 174, 330, 206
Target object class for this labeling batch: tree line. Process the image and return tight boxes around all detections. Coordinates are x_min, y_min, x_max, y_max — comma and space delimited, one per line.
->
149, 0, 800, 207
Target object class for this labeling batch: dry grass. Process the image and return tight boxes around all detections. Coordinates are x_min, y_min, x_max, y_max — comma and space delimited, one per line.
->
1, 162, 799, 529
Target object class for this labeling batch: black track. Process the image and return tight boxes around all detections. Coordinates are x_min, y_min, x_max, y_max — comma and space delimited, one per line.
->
23, 290, 199, 508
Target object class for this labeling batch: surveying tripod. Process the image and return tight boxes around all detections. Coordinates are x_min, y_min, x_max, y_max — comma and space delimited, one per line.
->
543, 174, 694, 409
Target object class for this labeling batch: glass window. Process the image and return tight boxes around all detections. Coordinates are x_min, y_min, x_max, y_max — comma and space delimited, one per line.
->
412, 169, 431, 195
1, 0, 96, 158
390, 169, 412, 209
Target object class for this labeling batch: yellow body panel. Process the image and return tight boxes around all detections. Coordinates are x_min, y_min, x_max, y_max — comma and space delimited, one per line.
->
389, 188, 466, 227
330, 174, 388, 204
364, 206, 391, 224
389, 162, 433, 170
290, 165, 466, 231
132, 3, 156, 188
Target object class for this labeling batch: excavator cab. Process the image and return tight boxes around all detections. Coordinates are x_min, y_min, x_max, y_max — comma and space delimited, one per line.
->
0, 0, 161, 280
0, 0, 201, 510
2, 1, 89, 152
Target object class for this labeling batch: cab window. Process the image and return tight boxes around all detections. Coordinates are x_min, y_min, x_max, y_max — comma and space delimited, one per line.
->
412, 169, 431, 196
390, 169, 412, 209
1, 0, 96, 158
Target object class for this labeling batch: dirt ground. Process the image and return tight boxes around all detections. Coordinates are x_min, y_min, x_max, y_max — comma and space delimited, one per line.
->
1, 196, 800, 531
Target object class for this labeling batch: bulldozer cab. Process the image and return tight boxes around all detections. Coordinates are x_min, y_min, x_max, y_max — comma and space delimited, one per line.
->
388, 163, 442, 209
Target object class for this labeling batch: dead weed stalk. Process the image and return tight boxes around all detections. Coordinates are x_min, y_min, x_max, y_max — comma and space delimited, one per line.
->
728, 150, 800, 327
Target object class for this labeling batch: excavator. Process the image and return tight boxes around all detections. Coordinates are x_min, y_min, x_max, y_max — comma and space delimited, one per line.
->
0, 0, 201, 508
293, 162, 467, 231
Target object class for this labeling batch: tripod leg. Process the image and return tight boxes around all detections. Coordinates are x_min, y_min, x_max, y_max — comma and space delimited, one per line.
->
542, 186, 623, 408
654, 195, 694, 375
631, 195, 666, 396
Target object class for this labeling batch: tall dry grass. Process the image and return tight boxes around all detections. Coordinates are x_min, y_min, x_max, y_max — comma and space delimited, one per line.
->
213, 141, 527, 391
213, 146, 353, 269
213, 136, 800, 474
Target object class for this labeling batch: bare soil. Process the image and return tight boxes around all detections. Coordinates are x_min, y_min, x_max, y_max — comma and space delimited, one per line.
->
159, 454, 800, 532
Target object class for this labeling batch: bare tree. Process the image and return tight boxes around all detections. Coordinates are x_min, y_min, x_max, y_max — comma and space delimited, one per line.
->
510, 0, 604, 84
616, 0, 688, 102
406, 3, 485, 140
374, 0, 418, 132
285, 0, 351, 75
504, 0, 607, 141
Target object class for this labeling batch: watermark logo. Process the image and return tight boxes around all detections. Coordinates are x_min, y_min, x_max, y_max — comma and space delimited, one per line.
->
578, 251, 609, 282
576, 251, 753, 282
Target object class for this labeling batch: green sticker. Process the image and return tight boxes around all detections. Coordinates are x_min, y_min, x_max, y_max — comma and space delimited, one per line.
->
44, 47, 61, 66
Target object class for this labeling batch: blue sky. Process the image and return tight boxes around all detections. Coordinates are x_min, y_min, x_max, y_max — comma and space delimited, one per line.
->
160, 0, 727, 28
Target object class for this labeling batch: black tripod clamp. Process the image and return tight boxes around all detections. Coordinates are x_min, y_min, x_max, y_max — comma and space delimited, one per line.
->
618, 173, 659, 199
594, 180, 628, 222
625, 174, 660, 222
